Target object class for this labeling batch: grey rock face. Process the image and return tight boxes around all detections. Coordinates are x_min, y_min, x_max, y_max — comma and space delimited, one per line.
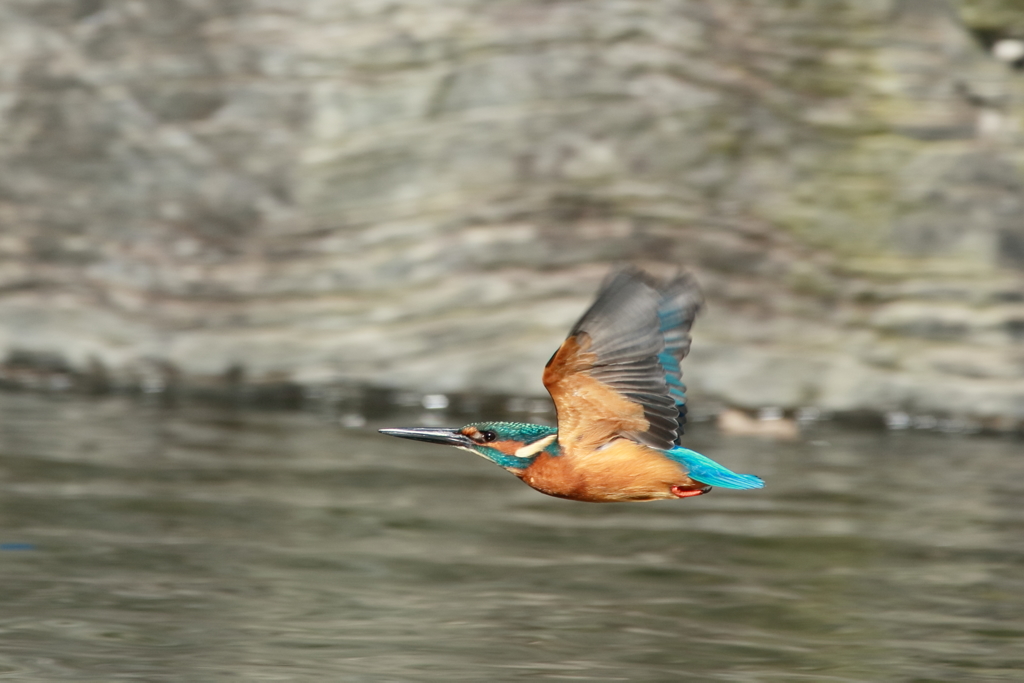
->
2, 0, 1024, 427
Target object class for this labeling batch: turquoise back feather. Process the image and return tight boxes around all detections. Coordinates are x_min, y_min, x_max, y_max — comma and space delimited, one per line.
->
666, 447, 764, 490
656, 309, 688, 432
653, 275, 701, 444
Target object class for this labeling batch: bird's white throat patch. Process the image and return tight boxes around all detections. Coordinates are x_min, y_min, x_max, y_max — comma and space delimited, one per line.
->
514, 434, 557, 458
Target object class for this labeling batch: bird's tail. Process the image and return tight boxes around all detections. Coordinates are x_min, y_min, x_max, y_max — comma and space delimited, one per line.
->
667, 447, 764, 490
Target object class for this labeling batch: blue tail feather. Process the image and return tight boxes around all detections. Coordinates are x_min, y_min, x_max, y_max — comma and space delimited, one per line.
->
666, 447, 764, 490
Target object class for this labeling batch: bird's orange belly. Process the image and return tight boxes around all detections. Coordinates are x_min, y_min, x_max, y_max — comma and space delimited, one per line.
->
518, 439, 703, 502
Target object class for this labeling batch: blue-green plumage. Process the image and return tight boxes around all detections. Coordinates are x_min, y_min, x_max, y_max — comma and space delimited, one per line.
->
460, 422, 559, 469
665, 447, 764, 490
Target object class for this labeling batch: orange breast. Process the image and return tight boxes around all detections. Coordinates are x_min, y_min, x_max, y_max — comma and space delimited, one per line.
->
518, 439, 700, 502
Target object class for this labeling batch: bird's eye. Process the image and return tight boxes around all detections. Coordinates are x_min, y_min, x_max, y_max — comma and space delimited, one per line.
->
480, 430, 497, 442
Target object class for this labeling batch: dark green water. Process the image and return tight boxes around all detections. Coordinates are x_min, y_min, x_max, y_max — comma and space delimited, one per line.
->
0, 392, 1022, 681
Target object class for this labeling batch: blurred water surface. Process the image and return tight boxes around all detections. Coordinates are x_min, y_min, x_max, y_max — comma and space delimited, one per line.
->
0, 392, 1022, 682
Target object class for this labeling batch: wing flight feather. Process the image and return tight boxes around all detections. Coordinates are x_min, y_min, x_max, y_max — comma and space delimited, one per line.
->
543, 267, 702, 453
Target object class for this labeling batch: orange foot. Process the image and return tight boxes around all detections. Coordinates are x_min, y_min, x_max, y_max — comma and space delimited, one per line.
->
671, 485, 712, 499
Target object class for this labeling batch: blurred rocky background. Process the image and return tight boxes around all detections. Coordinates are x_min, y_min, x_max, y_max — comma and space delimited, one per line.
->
2, 0, 1024, 429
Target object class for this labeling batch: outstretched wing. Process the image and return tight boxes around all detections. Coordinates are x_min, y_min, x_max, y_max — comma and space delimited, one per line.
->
543, 267, 702, 453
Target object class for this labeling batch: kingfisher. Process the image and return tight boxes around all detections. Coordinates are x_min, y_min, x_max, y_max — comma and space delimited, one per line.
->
379, 267, 764, 502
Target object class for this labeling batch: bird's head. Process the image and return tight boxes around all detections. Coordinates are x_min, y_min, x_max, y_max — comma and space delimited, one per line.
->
379, 421, 559, 470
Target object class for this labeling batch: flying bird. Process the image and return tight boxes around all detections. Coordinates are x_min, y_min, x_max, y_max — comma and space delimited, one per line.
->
380, 267, 764, 502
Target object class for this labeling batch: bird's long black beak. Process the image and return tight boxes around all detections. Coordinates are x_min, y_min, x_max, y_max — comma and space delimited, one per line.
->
378, 428, 474, 448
